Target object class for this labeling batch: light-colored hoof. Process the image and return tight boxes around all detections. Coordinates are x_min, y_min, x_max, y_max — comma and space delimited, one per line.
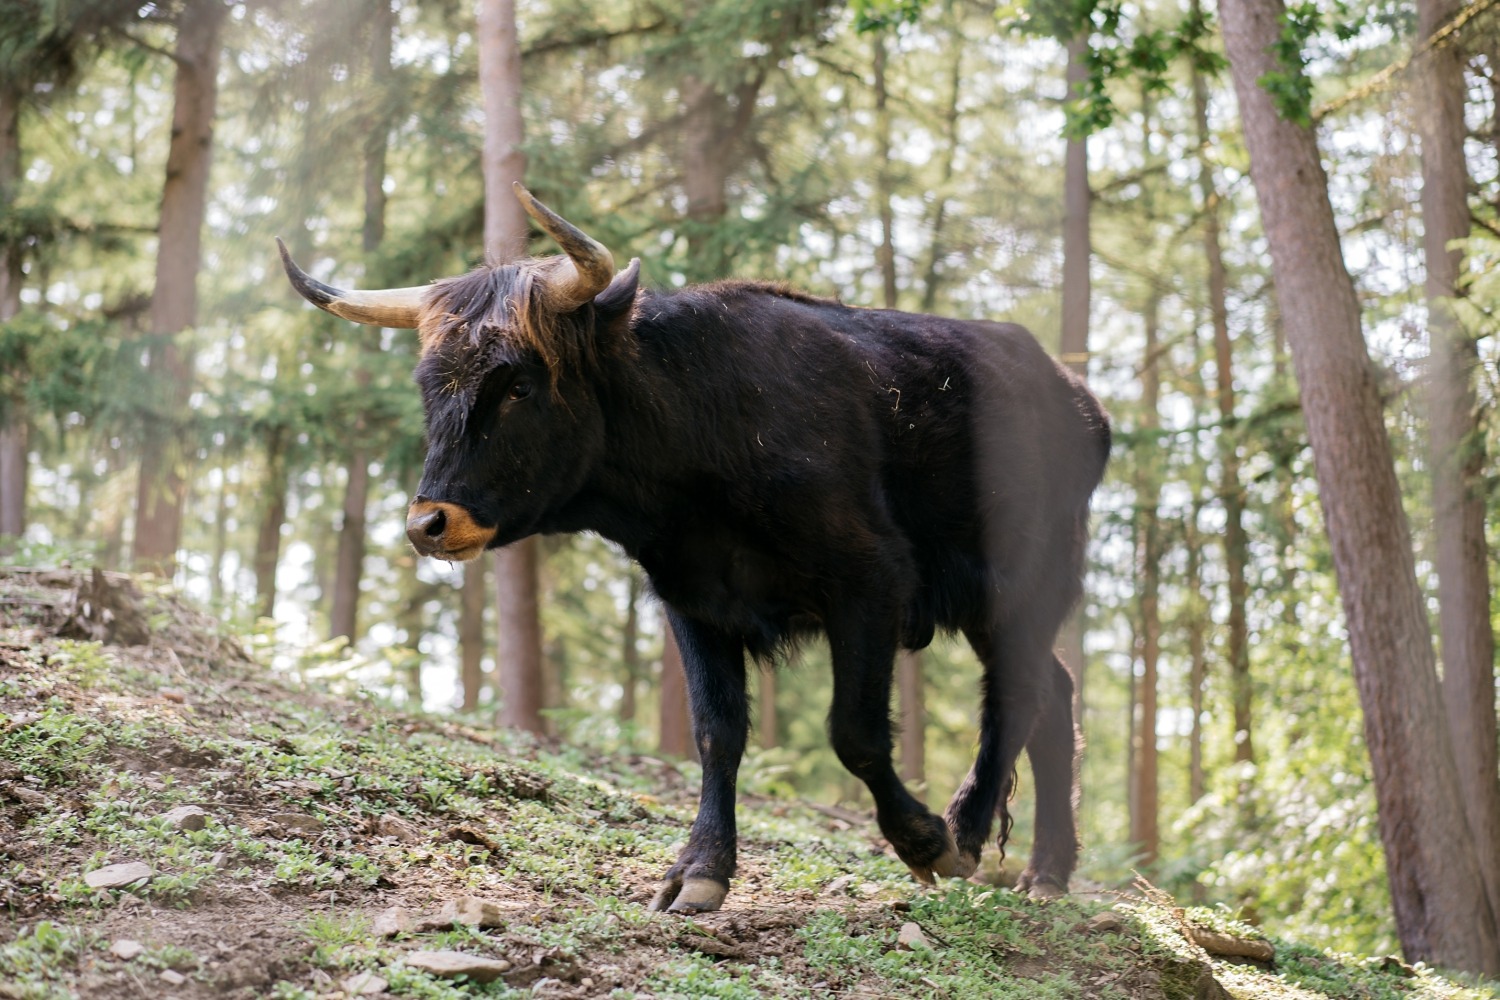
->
1025, 879, 1068, 900
649, 876, 727, 914
906, 836, 979, 884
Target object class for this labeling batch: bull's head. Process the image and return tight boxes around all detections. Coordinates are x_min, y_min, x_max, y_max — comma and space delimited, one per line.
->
278, 184, 640, 560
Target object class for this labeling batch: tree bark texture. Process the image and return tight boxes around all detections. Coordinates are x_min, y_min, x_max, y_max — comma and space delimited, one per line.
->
758, 669, 778, 751
1417, 0, 1500, 926
133, 0, 224, 576
1220, 0, 1500, 971
328, 1, 394, 643
460, 556, 487, 711
1056, 35, 1092, 731
621, 573, 639, 723
493, 530, 544, 732
479, 0, 545, 734
874, 35, 926, 787
329, 453, 369, 639
1189, 14, 1253, 769
1129, 294, 1161, 866
659, 628, 694, 759
253, 427, 289, 621
0, 84, 27, 540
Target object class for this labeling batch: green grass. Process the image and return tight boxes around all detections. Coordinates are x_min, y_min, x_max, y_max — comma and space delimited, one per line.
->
3, 626, 1499, 1000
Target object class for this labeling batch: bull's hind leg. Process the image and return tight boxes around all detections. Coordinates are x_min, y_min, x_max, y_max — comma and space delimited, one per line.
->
649, 612, 748, 914
943, 623, 1045, 877
824, 600, 972, 883
1013, 654, 1080, 897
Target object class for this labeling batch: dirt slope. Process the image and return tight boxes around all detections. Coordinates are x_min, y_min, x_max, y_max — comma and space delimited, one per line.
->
0, 569, 1494, 1000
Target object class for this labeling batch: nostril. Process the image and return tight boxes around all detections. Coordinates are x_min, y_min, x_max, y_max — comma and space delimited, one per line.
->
424, 509, 447, 538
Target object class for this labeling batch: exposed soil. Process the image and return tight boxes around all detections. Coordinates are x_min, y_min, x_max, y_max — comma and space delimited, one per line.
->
0, 569, 1485, 1000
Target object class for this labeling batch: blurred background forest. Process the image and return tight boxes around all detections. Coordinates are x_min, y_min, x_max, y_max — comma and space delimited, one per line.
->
2, 0, 1498, 968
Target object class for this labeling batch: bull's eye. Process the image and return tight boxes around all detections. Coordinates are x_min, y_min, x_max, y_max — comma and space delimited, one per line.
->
507, 380, 533, 401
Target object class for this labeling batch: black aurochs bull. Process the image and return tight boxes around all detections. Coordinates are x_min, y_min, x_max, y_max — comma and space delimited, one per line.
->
279, 183, 1110, 913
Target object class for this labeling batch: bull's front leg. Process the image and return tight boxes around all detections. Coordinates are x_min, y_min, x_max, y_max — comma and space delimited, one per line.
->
649, 611, 748, 914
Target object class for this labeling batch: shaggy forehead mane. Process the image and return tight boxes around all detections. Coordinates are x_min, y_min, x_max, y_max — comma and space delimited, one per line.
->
416, 256, 587, 386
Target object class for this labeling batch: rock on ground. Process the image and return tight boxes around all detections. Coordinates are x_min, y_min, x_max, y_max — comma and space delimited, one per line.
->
404, 950, 512, 983
83, 862, 153, 889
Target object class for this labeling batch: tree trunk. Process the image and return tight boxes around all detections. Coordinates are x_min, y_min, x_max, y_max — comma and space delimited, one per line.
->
621, 572, 639, 723
328, 0, 394, 643
1418, 0, 1500, 926
658, 628, 695, 759
681, 75, 732, 280
1186, 501, 1206, 805
494, 530, 544, 732
1189, 6, 1253, 771
874, 33, 926, 788
329, 452, 369, 639
133, 0, 225, 576
0, 84, 26, 542
920, 18, 962, 315
253, 427, 289, 621
1220, 0, 1500, 970
759, 669, 778, 751
1056, 35, 1091, 731
460, 556, 487, 710
478, 0, 544, 733
1129, 293, 1161, 867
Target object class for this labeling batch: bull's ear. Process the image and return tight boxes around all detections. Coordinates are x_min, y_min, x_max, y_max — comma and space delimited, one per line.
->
593, 258, 640, 319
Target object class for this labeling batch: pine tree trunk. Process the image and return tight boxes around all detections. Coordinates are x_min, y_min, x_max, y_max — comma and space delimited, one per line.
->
1186, 501, 1206, 805
253, 427, 289, 621
329, 451, 368, 638
1189, 7, 1253, 770
478, 0, 544, 733
621, 573, 639, 723
460, 556, 487, 710
659, 628, 695, 760
874, 34, 926, 787
920, 18, 962, 314
1056, 35, 1091, 730
681, 75, 732, 280
494, 531, 543, 732
1129, 293, 1161, 866
0, 84, 26, 542
1417, 0, 1500, 926
328, 1, 393, 643
133, 0, 225, 576
759, 669, 778, 751
1220, 0, 1500, 970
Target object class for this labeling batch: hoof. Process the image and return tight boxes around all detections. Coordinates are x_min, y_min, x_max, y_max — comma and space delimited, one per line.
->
649, 876, 727, 914
1016, 871, 1068, 900
905, 832, 979, 885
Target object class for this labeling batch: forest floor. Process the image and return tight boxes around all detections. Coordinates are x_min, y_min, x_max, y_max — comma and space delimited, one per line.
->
1, 569, 1496, 1000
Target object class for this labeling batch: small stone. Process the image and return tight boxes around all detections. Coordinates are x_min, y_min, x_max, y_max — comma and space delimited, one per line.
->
439, 896, 516, 929
84, 862, 154, 890
159, 969, 187, 986
270, 812, 322, 837
160, 805, 208, 832
404, 950, 511, 983
376, 813, 421, 843
824, 874, 856, 896
109, 939, 144, 961
1087, 912, 1124, 934
897, 922, 931, 951
342, 971, 388, 995
445, 824, 502, 854
373, 906, 411, 938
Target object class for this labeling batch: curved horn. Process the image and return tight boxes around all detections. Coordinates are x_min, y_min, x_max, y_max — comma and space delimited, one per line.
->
276, 238, 428, 328
512, 183, 616, 310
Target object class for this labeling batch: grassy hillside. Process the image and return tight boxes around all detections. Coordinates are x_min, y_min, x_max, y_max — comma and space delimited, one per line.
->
0, 569, 1495, 1000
